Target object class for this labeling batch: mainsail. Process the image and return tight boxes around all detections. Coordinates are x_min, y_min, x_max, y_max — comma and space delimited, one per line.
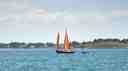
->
63, 29, 70, 49
56, 32, 60, 48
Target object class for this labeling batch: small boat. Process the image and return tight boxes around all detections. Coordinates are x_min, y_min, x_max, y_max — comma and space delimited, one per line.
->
56, 29, 74, 53
56, 48, 75, 53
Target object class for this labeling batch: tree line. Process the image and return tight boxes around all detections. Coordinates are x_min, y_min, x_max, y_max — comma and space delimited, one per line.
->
0, 38, 128, 48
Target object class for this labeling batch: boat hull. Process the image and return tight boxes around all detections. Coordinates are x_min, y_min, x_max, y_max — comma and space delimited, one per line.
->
56, 48, 74, 53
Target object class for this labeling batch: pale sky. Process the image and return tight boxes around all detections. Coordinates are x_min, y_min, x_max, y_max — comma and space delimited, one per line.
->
0, 0, 128, 43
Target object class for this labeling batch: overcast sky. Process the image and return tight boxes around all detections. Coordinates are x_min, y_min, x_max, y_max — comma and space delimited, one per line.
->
0, 0, 128, 43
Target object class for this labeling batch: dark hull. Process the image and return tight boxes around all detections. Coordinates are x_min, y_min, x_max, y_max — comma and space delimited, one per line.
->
56, 49, 75, 53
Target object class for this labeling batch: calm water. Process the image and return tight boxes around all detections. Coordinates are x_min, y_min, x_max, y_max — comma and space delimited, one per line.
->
0, 48, 128, 71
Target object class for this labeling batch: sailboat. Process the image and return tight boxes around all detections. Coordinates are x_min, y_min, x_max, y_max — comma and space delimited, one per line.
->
56, 29, 75, 53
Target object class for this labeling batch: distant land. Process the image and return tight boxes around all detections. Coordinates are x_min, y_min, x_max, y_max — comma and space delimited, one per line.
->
0, 38, 128, 48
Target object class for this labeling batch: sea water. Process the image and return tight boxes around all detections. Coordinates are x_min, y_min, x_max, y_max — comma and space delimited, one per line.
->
0, 48, 128, 71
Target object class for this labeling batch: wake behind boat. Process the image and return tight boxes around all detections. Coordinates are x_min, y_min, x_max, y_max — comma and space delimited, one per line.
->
56, 29, 75, 53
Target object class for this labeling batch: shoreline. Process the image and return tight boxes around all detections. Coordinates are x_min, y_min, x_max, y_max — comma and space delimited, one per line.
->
0, 38, 128, 48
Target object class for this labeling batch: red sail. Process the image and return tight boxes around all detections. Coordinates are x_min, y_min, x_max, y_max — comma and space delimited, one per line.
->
64, 30, 70, 49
